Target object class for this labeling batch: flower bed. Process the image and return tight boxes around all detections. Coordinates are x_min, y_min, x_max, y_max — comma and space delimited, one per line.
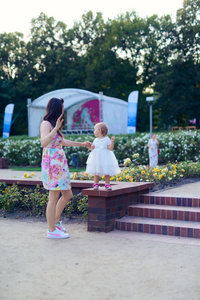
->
70, 159, 200, 187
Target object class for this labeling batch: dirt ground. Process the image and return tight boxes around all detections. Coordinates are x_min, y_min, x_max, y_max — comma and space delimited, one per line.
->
1, 170, 200, 299
1, 216, 200, 300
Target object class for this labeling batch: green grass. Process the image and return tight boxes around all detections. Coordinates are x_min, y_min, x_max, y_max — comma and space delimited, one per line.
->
69, 167, 85, 173
9, 166, 41, 171
9, 166, 85, 172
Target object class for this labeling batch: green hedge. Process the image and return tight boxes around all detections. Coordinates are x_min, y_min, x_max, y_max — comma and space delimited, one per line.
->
0, 183, 88, 218
0, 130, 200, 167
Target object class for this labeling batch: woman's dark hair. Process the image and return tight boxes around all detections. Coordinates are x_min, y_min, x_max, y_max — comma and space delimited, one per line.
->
43, 97, 64, 136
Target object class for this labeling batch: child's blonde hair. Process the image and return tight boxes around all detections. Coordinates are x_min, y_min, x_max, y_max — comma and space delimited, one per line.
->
96, 122, 108, 137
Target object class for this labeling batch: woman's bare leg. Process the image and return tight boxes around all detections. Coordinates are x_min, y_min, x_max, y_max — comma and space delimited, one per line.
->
55, 189, 73, 224
46, 190, 60, 232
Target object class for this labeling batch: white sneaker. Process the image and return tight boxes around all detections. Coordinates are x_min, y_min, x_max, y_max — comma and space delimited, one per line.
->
55, 221, 66, 233
105, 184, 112, 190
93, 183, 99, 190
47, 228, 70, 239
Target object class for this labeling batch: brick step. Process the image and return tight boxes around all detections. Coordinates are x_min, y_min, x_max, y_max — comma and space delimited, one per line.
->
140, 194, 200, 207
129, 204, 200, 222
115, 216, 200, 238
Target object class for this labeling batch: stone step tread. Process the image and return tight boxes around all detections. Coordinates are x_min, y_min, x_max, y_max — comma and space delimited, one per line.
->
130, 203, 200, 212
141, 193, 200, 199
141, 194, 200, 200
139, 194, 200, 207
116, 216, 200, 229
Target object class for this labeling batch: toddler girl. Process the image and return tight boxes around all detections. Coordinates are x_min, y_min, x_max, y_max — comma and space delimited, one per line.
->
86, 122, 121, 190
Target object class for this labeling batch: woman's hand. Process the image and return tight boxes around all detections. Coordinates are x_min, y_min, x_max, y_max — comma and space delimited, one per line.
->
81, 141, 91, 147
85, 141, 92, 148
55, 114, 64, 130
85, 141, 94, 151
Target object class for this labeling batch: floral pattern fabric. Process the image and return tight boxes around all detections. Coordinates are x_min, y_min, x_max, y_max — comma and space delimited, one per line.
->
41, 133, 71, 190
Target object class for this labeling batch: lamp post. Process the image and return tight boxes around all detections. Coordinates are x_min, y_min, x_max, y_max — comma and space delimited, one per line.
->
99, 91, 103, 122
146, 96, 155, 138
27, 98, 32, 137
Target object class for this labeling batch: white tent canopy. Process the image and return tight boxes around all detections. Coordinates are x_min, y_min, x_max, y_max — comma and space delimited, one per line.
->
27, 88, 128, 136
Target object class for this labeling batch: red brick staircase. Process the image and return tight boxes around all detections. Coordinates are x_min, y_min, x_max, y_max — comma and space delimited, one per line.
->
115, 193, 200, 238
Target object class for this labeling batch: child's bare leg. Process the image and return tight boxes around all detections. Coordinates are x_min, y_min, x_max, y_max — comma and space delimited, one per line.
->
46, 190, 60, 232
94, 175, 100, 184
55, 190, 73, 224
105, 175, 110, 184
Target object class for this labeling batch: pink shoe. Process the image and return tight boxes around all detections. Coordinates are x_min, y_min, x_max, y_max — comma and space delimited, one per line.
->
93, 183, 99, 190
47, 228, 70, 239
105, 184, 112, 190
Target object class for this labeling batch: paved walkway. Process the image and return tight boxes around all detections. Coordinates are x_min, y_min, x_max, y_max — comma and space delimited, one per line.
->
151, 181, 200, 198
0, 169, 41, 180
1, 169, 200, 300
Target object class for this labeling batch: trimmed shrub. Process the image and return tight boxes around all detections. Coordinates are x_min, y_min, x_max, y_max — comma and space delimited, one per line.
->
0, 130, 200, 166
0, 183, 88, 218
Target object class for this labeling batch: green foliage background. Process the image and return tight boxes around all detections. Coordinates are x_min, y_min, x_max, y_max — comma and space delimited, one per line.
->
0, 0, 200, 135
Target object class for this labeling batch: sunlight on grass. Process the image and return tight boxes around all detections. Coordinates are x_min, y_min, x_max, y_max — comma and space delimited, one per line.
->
9, 166, 85, 173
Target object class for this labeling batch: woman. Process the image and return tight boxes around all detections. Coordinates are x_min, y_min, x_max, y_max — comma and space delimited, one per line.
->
147, 134, 159, 167
40, 97, 90, 239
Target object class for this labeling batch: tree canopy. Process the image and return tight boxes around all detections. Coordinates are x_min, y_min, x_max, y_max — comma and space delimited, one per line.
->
0, 0, 200, 135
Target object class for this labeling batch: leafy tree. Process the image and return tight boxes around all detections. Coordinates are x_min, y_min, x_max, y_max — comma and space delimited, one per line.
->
153, 0, 200, 128
27, 13, 87, 94
1, 2, 200, 135
154, 59, 200, 128
174, 0, 200, 62
0, 32, 29, 135
67, 11, 138, 100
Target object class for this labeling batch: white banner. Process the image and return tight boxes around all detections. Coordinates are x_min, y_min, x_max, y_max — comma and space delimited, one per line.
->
127, 91, 139, 133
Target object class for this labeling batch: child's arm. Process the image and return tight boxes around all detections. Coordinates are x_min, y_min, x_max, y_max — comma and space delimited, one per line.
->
107, 136, 115, 151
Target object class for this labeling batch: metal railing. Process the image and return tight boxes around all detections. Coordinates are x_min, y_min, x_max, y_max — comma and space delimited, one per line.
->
62, 124, 94, 134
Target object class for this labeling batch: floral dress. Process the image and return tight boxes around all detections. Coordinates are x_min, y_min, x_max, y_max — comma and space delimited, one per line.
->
41, 133, 71, 190
148, 138, 158, 168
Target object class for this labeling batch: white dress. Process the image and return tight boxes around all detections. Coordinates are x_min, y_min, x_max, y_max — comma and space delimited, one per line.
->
86, 136, 121, 176
148, 138, 158, 167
